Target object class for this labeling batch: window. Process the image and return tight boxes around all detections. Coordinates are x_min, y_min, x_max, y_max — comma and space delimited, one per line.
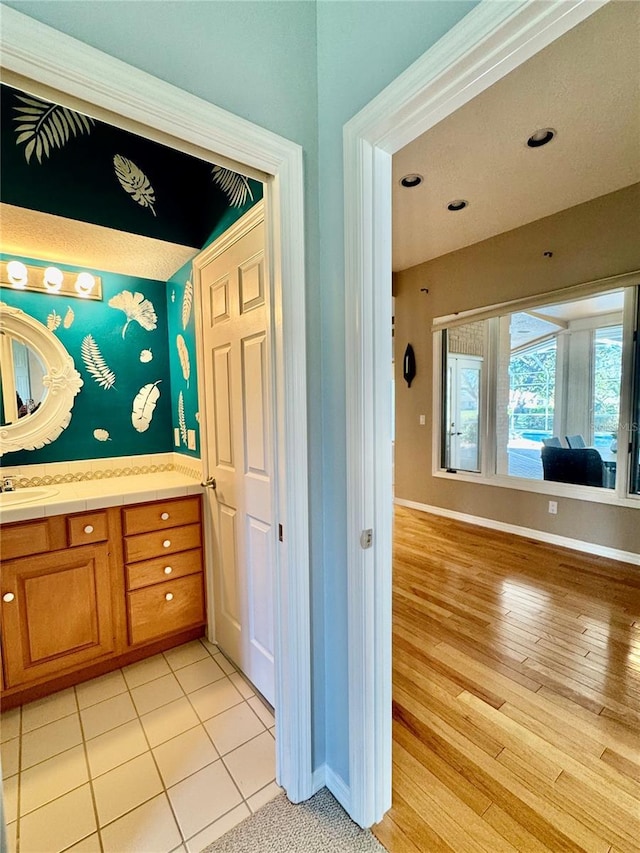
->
437, 283, 639, 501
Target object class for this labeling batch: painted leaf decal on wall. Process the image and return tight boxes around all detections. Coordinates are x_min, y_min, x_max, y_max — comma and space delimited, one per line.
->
182, 280, 193, 330
81, 335, 116, 390
132, 381, 161, 433
139, 349, 153, 363
211, 165, 254, 208
176, 334, 190, 388
178, 390, 187, 445
93, 428, 111, 442
108, 290, 158, 338
13, 94, 94, 165
113, 154, 156, 216
47, 310, 61, 331
63, 306, 75, 328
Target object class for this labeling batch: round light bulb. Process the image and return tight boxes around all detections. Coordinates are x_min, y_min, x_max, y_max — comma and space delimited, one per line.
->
7, 261, 28, 288
44, 266, 63, 292
75, 272, 95, 296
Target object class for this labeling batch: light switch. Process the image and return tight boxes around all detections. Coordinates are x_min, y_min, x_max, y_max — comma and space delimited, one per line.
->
419, 415, 426, 425
174, 428, 180, 447
187, 429, 196, 451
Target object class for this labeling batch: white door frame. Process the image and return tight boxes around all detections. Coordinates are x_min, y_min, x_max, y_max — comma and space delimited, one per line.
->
343, 0, 608, 827
1, 7, 313, 803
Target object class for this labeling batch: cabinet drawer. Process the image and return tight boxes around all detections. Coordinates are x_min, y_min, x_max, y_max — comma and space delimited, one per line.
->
126, 548, 203, 591
122, 497, 201, 536
67, 511, 108, 546
127, 574, 205, 645
0, 517, 66, 560
124, 523, 202, 563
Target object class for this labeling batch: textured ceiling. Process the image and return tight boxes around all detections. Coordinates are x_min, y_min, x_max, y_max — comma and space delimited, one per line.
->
0, 203, 197, 281
392, 1, 640, 271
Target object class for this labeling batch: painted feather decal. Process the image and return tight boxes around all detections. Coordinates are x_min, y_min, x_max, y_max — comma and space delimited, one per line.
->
93, 428, 111, 442
47, 310, 61, 332
178, 391, 187, 445
81, 335, 116, 390
113, 155, 156, 216
176, 334, 190, 387
13, 93, 94, 165
182, 280, 193, 330
63, 306, 75, 328
131, 381, 161, 433
108, 290, 158, 338
211, 165, 254, 208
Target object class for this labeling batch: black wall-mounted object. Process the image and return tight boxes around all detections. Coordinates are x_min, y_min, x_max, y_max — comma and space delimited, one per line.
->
403, 343, 416, 387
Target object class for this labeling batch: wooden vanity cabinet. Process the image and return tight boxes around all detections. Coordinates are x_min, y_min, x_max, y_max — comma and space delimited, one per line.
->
0, 495, 205, 706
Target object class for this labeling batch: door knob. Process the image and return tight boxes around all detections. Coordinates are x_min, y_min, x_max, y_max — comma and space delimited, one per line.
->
3, 593, 15, 603
201, 477, 217, 490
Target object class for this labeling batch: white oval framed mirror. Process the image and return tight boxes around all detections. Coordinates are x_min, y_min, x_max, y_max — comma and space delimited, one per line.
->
0, 302, 83, 456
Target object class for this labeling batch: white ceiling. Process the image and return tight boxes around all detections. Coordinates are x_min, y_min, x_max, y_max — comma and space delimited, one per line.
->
392, 0, 640, 272
0, 203, 197, 281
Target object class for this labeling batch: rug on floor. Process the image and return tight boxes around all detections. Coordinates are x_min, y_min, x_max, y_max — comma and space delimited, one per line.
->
200, 788, 387, 853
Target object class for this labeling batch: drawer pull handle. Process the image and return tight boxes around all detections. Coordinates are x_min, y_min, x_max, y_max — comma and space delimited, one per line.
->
164, 566, 173, 575
3, 593, 15, 603
165, 592, 174, 601
84, 525, 94, 534
161, 512, 170, 520
163, 539, 171, 548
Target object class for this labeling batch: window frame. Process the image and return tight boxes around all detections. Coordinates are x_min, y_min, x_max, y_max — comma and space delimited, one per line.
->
432, 278, 640, 508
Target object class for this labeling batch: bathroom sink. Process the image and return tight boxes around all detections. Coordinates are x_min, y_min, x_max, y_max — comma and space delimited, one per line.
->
0, 487, 59, 507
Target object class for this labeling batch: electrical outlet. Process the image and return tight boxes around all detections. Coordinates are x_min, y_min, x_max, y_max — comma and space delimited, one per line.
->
419, 414, 426, 425
187, 429, 196, 451
548, 500, 558, 515
174, 428, 180, 447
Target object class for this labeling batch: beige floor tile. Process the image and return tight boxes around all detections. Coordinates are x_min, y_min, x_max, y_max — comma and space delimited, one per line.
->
2, 773, 18, 824
212, 652, 236, 675
100, 793, 182, 853
131, 673, 184, 715
19, 784, 96, 853
80, 691, 136, 740
164, 641, 209, 671
167, 760, 243, 841
223, 730, 275, 798
0, 708, 21, 742
5, 820, 17, 853
20, 744, 88, 815
21, 687, 77, 733
188, 678, 244, 722
123, 653, 172, 689
152, 725, 218, 788
1, 736, 19, 777
21, 713, 82, 770
247, 695, 275, 727
93, 752, 163, 827
229, 671, 255, 699
199, 637, 219, 656
246, 781, 282, 813
85, 718, 149, 778
64, 833, 102, 852
76, 670, 128, 709
174, 656, 225, 694
140, 697, 201, 748
204, 702, 265, 756
184, 802, 250, 853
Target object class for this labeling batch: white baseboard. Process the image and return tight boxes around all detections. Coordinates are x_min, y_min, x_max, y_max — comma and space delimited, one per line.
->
312, 765, 326, 794
395, 498, 640, 567
312, 764, 351, 813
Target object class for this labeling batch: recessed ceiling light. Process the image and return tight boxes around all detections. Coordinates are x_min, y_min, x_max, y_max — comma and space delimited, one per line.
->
400, 173, 423, 188
527, 128, 556, 148
447, 199, 468, 211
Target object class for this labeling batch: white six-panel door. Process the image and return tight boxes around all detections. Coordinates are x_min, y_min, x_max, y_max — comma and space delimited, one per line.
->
200, 214, 275, 705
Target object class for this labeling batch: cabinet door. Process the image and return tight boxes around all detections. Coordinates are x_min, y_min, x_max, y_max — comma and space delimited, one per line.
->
1, 544, 114, 688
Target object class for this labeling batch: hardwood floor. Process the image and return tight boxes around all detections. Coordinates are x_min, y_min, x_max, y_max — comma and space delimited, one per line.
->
373, 506, 640, 853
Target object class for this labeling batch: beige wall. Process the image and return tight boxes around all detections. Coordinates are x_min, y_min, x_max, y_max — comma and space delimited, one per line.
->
394, 183, 640, 553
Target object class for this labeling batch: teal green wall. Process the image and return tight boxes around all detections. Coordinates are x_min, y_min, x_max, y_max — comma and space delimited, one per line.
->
1, 254, 173, 465
3, 0, 477, 797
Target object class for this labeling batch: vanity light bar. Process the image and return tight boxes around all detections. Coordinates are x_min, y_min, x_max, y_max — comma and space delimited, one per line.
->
0, 260, 103, 301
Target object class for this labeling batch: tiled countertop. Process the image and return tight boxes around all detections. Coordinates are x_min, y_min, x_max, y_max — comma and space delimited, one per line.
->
0, 471, 203, 524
